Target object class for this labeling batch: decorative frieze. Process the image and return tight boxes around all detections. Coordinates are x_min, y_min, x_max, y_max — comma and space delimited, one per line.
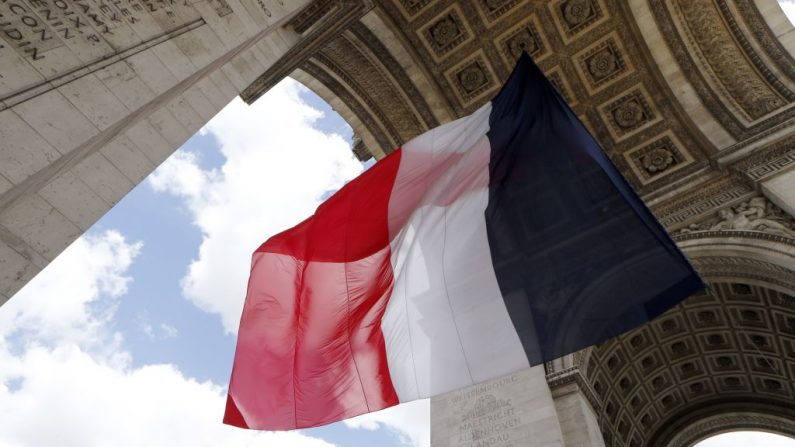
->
673, 196, 795, 240
674, 0, 787, 122
655, 177, 754, 229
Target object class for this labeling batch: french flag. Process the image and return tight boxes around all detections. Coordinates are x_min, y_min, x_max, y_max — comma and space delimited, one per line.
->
224, 54, 704, 430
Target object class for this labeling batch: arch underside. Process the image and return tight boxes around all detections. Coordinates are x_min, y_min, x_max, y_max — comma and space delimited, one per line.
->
238, 3, 795, 446
578, 231, 795, 447
242, 0, 795, 207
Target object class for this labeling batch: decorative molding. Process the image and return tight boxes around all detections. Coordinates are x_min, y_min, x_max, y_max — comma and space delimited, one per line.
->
654, 177, 754, 229
241, 0, 375, 104
474, 0, 522, 24
672, 196, 795, 241
394, 0, 432, 19
730, 133, 795, 181
546, 366, 603, 413
289, 0, 336, 33
302, 60, 394, 152
348, 23, 439, 129
313, 33, 425, 144
674, 0, 788, 122
648, 0, 795, 140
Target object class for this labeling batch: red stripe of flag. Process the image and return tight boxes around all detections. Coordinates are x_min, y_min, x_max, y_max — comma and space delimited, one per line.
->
225, 150, 403, 429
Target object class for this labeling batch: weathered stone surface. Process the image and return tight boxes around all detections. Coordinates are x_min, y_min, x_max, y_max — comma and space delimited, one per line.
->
432, 367, 564, 447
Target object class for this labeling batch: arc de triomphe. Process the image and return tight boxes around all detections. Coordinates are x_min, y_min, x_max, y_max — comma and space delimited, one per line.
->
1, 1, 795, 446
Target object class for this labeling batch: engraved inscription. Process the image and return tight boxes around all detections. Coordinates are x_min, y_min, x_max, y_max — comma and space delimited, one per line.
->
450, 376, 521, 447
0, 0, 198, 64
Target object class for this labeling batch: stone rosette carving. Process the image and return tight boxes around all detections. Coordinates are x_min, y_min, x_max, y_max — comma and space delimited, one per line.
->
506, 26, 540, 60
574, 33, 633, 93
445, 51, 498, 106
599, 86, 660, 141
496, 15, 549, 68
420, 5, 472, 60
624, 132, 693, 184
675, 196, 795, 239
430, 16, 462, 49
458, 63, 488, 94
642, 148, 674, 173
551, 0, 607, 41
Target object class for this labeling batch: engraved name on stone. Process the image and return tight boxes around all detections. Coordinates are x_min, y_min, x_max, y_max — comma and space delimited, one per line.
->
451, 375, 521, 447
0, 0, 198, 63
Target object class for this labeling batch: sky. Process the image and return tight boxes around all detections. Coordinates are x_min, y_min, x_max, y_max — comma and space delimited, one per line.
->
3, 3, 795, 446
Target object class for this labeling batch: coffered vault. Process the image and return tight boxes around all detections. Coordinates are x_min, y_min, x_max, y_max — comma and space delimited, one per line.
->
1, 1, 794, 446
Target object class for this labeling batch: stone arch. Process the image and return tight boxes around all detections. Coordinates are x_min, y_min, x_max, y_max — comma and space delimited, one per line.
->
578, 232, 795, 447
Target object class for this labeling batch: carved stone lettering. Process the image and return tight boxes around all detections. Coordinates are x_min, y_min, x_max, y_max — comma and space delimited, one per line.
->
0, 1, 64, 60
448, 375, 522, 447
0, 0, 199, 74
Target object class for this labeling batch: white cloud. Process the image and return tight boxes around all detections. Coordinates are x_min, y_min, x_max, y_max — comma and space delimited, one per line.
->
344, 399, 430, 447
160, 323, 178, 339
0, 342, 334, 447
149, 78, 362, 333
0, 231, 335, 447
694, 431, 795, 447
0, 230, 141, 348
135, 312, 178, 341
779, 1, 795, 25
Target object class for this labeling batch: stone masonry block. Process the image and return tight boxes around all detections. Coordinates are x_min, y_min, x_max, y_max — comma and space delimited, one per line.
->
39, 172, 109, 231
125, 120, 176, 168
73, 153, 135, 208
58, 74, 131, 131
100, 136, 156, 185
126, 51, 179, 96
12, 91, 98, 155
0, 193, 81, 261
96, 61, 158, 112
0, 110, 60, 184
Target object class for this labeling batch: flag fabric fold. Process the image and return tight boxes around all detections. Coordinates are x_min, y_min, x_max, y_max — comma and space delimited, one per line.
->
224, 53, 704, 430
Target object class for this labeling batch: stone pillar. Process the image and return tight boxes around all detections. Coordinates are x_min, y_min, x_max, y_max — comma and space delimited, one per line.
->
551, 381, 606, 447
431, 366, 565, 447
761, 168, 795, 219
